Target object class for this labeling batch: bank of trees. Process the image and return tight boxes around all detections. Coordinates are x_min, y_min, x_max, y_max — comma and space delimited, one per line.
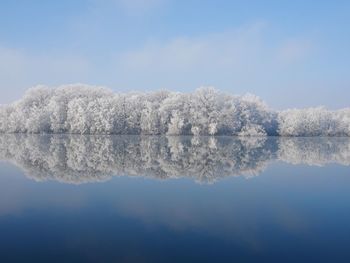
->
0, 84, 349, 136
278, 107, 350, 136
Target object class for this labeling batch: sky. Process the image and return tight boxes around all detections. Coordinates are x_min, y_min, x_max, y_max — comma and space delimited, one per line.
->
0, 0, 349, 109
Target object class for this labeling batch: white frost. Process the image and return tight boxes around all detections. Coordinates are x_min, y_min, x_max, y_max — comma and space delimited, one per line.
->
0, 84, 349, 136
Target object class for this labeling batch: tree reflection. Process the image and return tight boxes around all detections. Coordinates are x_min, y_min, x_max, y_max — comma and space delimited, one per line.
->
0, 135, 349, 184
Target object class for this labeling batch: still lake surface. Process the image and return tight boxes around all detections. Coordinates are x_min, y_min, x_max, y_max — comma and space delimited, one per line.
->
0, 134, 349, 262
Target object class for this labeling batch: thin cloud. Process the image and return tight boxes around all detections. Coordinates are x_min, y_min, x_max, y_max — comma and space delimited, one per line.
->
115, 22, 314, 77
277, 38, 313, 63
118, 22, 269, 72
111, 22, 316, 107
0, 46, 91, 103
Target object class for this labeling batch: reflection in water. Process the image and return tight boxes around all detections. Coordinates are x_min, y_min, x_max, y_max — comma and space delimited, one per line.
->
0, 134, 349, 184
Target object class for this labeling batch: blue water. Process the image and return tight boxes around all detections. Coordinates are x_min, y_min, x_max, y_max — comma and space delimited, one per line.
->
0, 135, 349, 262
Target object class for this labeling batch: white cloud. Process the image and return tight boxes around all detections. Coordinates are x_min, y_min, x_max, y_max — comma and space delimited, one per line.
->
277, 38, 312, 63
117, 22, 314, 74
117, 0, 164, 11
0, 22, 317, 108
119, 22, 268, 72
89, 0, 165, 15
0, 46, 91, 103
108, 23, 318, 108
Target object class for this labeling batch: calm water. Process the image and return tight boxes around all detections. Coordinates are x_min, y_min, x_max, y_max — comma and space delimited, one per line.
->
0, 135, 349, 262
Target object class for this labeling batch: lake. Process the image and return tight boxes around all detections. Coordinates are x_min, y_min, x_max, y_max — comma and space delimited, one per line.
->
0, 135, 349, 262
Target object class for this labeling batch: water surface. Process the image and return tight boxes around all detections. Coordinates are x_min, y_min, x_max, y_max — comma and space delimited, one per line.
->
0, 135, 349, 262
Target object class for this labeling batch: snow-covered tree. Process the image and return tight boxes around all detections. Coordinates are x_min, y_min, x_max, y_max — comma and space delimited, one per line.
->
0, 84, 349, 136
278, 107, 350, 136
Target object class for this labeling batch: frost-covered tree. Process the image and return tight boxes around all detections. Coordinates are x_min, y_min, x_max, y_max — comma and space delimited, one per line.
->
188, 87, 222, 135
159, 92, 192, 135
0, 84, 349, 136
141, 91, 170, 135
278, 107, 350, 136
235, 93, 277, 136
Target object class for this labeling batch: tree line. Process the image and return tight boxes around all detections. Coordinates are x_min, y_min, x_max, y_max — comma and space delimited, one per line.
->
0, 84, 349, 136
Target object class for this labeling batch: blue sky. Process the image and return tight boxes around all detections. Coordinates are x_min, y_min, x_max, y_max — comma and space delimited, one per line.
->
0, 0, 349, 109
